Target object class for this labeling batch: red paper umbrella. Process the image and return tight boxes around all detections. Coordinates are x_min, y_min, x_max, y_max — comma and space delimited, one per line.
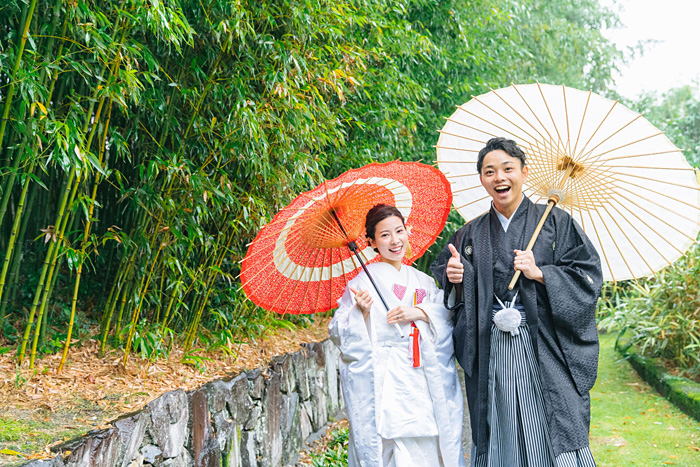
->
240, 161, 452, 315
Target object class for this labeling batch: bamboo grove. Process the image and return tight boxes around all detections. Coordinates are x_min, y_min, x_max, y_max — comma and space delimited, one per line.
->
0, 0, 621, 369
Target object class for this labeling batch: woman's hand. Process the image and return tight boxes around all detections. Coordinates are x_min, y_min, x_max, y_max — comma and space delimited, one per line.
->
387, 304, 429, 324
350, 287, 373, 319
514, 249, 544, 283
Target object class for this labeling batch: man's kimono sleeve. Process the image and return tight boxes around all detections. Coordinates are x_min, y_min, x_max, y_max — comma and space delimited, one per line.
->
540, 217, 603, 395
431, 230, 478, 377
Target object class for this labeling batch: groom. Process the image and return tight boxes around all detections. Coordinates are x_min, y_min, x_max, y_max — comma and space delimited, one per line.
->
431, 137, 603, 465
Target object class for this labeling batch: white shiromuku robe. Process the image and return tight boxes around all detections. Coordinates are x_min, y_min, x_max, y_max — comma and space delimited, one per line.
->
329, 262, 465, 467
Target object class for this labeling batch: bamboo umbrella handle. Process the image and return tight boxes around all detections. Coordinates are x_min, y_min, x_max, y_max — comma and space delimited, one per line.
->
508, 196, 560, 290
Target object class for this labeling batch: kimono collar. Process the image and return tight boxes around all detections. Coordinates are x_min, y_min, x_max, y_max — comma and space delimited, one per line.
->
492, 195, 525, 232
369, 261, 408, 282
491, 195, 526, 232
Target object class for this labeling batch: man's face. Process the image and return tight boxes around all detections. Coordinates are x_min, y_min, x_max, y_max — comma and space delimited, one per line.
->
479, 149, 529, 218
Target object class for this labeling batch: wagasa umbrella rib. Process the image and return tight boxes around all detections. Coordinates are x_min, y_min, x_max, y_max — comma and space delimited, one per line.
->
536, 82, 566, 150
455, 194, 492, 211
444, 116, 499, 139
604, 200, 675, 267
266, 245, 316, 312
438, 129, 495, 145
610, 185, 700, 226
611, 192, 696, 252
574, 99, 619, 161
275, 247, 320, 315
611, 177, 700, 212
492, 86, 556, 145
479, 89, 546, 143
434, 145, 480, 153
328, 247, 336, 312
457, 105, 538, 148
607, 171, 700, 191
238, 228, 312, 285
579, 114, 646, 165
600, 148, 686, 162
451, 184, 485, 194
604, 164, 695, 171
591, 203, 639, 281
583, 130, 665, 165
302, 247, 328, 316
563, 85, 572, 156
510, 83, 558, 144
587, 207, 618, 282
572, 90, 593, 157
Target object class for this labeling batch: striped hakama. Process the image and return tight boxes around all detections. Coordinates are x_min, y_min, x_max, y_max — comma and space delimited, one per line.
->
470, 303, 596, 467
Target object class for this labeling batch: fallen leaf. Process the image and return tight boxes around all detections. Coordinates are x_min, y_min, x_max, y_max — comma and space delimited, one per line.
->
0, 449, 24, 457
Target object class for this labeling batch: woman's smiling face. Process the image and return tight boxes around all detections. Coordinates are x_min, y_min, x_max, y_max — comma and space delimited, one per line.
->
368, 215, 408, 270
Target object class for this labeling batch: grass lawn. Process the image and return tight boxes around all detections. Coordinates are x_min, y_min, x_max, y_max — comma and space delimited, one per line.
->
590, 332, 700, 466
309, 332, 700, 467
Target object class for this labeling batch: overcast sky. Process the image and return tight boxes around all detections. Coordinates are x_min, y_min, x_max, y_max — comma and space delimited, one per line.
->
601, 0, 700, 98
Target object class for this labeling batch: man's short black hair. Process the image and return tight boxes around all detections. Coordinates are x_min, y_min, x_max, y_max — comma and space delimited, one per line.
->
476, 137, 527, 173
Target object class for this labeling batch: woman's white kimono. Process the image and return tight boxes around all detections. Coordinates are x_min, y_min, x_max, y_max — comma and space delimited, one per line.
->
329, 262, 465, 467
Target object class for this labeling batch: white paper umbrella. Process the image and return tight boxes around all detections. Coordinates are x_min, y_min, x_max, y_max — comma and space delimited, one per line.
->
437, 83, 700, 282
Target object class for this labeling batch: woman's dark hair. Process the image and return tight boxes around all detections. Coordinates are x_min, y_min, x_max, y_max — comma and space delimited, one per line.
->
476, 137, 527, 173
365, 204, 405, 249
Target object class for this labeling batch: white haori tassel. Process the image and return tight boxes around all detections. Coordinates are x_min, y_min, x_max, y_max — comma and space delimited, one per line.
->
493, 292, 521, 336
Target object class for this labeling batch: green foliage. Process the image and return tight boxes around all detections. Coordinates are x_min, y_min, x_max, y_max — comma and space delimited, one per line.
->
0, 416, 87, 466
625, 84, 700, 166
626, 352, 700, 422
181, 348, 213, 373
119, 321, 174, 361
310, 428, 349, 467
597, 243, 700, 380
0, 0, 623, 364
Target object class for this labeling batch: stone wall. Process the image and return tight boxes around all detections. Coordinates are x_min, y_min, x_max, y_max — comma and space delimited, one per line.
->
22, 340, 344, 467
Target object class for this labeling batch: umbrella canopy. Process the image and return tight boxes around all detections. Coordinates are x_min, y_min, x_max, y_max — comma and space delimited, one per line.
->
437, 83, 700, 282
240, 161, 452, 314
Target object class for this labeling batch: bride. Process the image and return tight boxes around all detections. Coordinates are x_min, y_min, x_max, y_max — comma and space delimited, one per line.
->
329, 203, 465, 467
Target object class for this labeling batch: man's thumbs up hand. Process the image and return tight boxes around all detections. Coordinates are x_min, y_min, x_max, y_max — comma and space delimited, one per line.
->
447, 243, 464, 284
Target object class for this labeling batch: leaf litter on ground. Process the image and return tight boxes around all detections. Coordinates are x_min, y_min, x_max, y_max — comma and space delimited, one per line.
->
0, 317, 332, 465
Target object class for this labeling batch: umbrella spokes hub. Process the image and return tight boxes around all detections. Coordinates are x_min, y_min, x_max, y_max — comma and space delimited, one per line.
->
438, 82, 700, 283
556, 156, 585, 179
546, 188, 565, 205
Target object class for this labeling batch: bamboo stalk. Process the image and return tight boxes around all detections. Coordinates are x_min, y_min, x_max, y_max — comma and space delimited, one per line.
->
98, 272, 119, 354
29, 173, 80, 368
0, 161, 35, 312
122, 242, 164, 366
0, 150, 24, 232
17, 169, 75, 365
0, 0, 39, 155
0, 179, 37, 328
59, 98, 113, 371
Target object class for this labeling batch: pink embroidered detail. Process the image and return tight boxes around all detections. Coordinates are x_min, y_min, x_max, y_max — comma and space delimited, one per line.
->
393, 284, 407, 300
414, 288, 427, 304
